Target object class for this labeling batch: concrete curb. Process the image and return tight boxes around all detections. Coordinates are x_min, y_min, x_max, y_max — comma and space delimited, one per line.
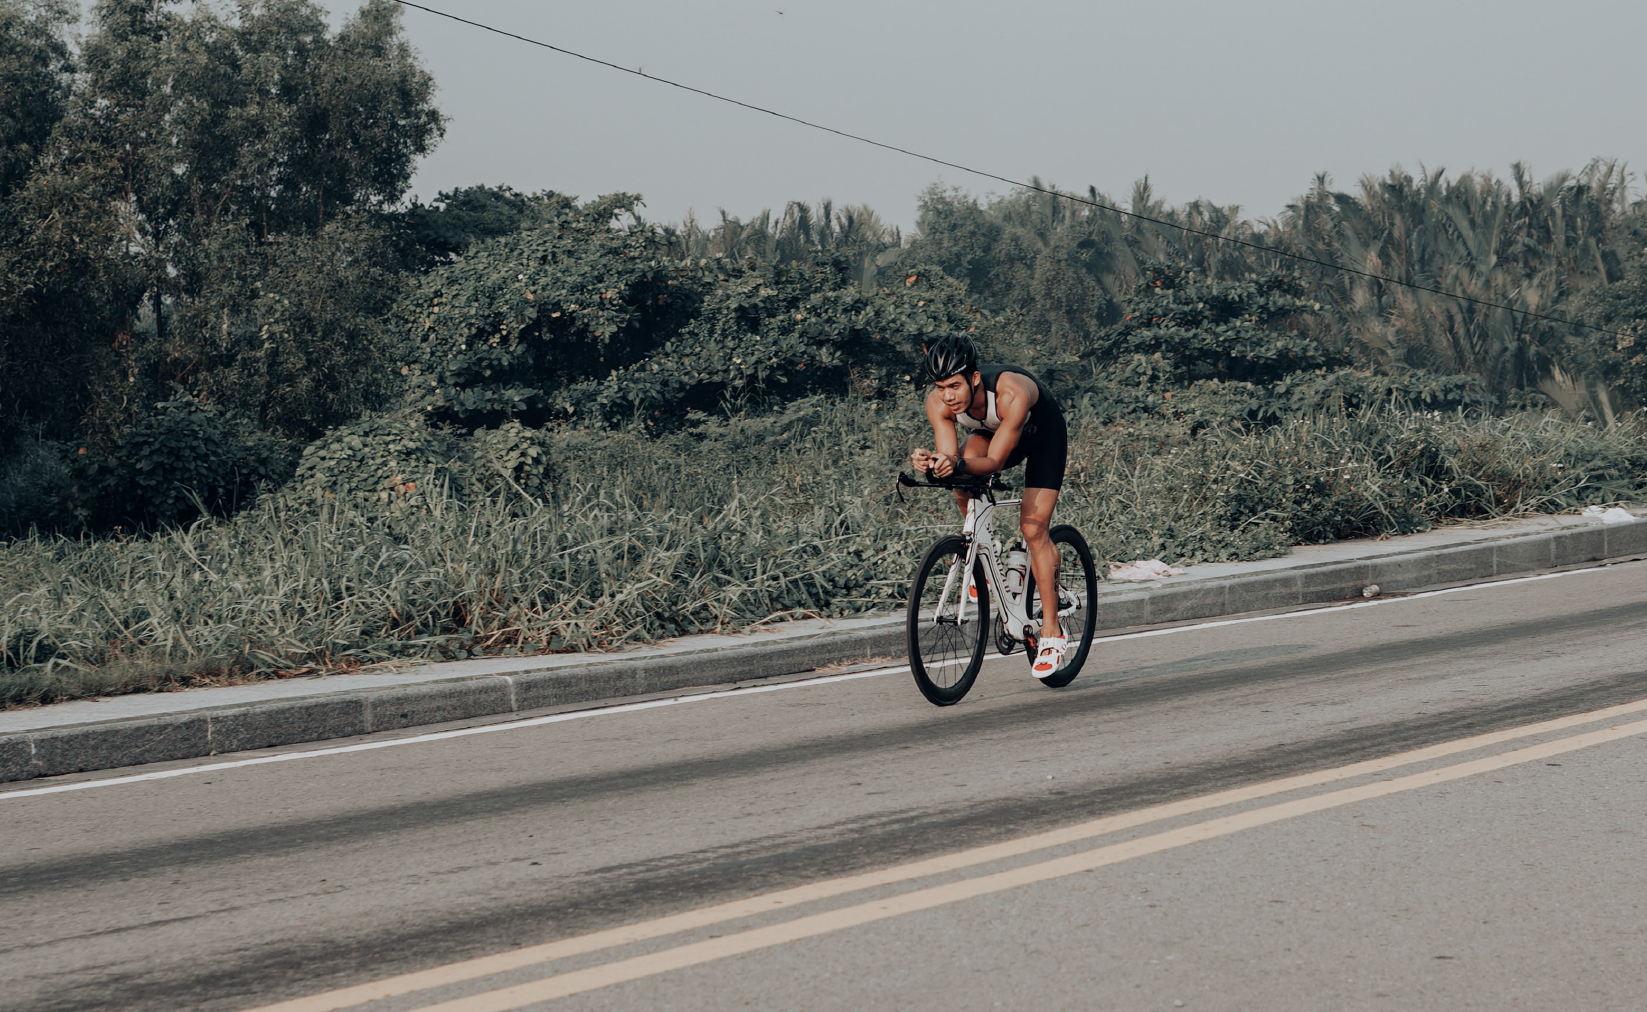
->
4, 518, 1645, 784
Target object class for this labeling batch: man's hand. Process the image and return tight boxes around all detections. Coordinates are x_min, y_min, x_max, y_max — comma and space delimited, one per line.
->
912, 448, 959, 478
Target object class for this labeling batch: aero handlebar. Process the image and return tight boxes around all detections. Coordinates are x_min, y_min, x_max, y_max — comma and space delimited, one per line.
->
895, 470, 1014, 501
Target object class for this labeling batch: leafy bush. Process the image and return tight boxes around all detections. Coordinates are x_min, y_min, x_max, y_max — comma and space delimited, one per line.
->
293, 412, 466, 512
579, 255, 979, 423
405, 185, 580, 261
0, 437, 73, 535
1086, 264, 1334, 383
402, 192, 984, 430
1583, 244, 1647, 408
1057, 265, 1494, 431
294, 413, 567, 509
175, 215, 410, 442
69, 396, 289, 530
468, 420, 556, 497
402, 193, 697, 427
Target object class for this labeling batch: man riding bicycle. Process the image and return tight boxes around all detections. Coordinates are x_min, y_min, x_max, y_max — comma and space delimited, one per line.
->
910, 334, 1070, 678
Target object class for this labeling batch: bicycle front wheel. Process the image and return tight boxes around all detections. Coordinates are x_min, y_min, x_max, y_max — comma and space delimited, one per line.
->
1023, 524, 1098, 688
907, 534, 989, 706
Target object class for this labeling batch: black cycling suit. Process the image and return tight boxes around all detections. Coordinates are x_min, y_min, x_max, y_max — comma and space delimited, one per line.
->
954, 364, 1068, 491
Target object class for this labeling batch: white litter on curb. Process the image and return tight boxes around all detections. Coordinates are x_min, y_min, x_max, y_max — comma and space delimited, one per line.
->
1108, 559, 1187, 581
0, 563, 1619, 802
1582, 505, 1637, 524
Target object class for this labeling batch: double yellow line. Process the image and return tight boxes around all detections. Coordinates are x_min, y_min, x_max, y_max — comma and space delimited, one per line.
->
249, 696, 1647, 1012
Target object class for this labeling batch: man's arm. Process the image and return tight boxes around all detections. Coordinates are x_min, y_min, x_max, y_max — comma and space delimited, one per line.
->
959, 373, 1037, 475
911, 388, 962, 474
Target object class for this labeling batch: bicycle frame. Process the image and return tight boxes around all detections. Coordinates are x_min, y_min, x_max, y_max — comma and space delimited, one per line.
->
948, 493, 1033, 640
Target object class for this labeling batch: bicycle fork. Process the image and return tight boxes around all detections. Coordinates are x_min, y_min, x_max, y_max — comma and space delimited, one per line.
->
931, 499, 985, 631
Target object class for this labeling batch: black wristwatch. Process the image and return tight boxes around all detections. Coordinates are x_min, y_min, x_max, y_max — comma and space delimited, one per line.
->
951, 454, 966, 476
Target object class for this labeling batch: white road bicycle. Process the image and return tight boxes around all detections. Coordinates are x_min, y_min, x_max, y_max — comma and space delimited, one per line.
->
897, 470, 1098, 706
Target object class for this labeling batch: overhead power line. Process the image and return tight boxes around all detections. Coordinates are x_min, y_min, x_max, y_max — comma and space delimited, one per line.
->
391, 0, 1620, 338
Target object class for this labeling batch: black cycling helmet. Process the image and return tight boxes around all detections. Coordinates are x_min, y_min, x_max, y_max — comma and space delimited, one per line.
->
924, 334, 979, 383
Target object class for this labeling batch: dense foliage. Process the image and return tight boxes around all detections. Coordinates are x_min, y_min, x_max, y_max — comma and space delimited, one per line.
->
403, 192, 976, 428
1, 0, 442, 452
5, 0, 1645, 535
1583, 241, 1647, 406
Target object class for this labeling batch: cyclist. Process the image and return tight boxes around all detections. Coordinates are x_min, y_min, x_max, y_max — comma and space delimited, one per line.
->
910, 334, 1070, 678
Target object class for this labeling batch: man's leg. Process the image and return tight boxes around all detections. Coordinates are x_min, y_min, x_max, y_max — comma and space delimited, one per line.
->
1020, 486, 1061, 639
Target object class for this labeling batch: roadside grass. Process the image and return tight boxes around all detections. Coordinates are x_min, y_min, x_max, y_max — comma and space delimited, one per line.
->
3, 400, 1643, 707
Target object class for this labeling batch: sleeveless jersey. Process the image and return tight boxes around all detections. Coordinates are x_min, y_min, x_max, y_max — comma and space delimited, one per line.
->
955, 364, 1059, 437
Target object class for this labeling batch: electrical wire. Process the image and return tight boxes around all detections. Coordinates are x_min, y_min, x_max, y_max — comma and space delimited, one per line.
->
390, 0, 1621, 338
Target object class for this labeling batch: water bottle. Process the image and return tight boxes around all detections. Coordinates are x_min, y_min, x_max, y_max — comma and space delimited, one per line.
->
1005, 544, 1028, 597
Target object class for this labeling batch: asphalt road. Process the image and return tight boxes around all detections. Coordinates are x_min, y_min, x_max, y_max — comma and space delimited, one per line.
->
4, 562, 1647, 1012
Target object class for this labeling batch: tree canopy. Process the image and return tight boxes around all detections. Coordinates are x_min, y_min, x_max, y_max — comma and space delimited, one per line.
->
0, 0, 443, 447
3, 0, 1646, 537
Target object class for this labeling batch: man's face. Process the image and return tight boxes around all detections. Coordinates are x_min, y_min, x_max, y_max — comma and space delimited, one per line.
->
935, 372, 978, 414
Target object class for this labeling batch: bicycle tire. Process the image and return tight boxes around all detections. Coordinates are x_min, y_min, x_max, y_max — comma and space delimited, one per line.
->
1022, 524, 1098, 688
907, 534, 990, 706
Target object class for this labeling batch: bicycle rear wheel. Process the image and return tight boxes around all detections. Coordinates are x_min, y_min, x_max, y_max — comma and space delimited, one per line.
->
907, 534, 990, 706
1023, 524, 1098, 688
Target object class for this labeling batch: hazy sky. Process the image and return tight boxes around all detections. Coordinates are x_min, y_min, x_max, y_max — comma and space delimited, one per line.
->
322, 1, 1645, 230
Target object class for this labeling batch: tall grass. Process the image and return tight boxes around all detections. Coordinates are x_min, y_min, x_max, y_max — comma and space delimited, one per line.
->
3, 400, 1643, 707
1064, 410, 1647, 562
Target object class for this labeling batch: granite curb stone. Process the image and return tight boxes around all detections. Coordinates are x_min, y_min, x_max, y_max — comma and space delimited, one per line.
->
3, 517, 1643, 784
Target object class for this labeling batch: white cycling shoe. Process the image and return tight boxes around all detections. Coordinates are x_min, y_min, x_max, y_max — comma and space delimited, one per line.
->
1031, 636, 1068, 679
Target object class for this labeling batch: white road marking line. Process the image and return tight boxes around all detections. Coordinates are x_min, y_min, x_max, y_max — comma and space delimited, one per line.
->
0, 669, 898, 801
0, 563, 1615, 801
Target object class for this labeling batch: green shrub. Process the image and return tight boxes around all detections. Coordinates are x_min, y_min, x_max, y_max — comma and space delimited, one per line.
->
1583, 245, 1647, 408
0, 437, 73, 535
401, 192, 984, 430
181, 215, 409, 442
69, 396, 289, 530
402, 193, 698, 427
1087, 264, 1335, 385
468, 420, 556, 497
579, 255, 979, 424
293, 413, 467, 512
